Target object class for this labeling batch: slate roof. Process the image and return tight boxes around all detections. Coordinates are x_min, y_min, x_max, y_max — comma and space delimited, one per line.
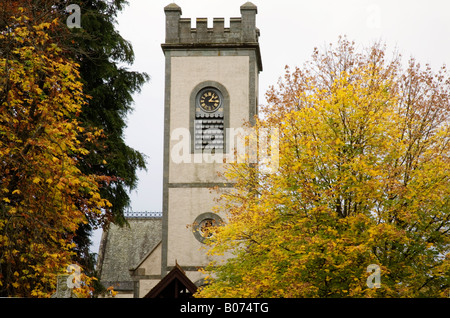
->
97, 216, 162, 291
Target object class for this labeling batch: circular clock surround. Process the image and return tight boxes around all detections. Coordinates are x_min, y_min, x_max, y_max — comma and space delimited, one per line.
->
193, 212, 224, 243
196, 87, 223, 112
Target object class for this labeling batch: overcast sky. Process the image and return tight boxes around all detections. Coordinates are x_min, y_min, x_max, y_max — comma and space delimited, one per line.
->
92, 0, 450, 251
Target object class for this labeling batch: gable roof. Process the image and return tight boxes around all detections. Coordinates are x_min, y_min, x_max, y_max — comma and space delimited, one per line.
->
97, 217, 162, 291
130, 240, 161, 273
144, 263, 197, 298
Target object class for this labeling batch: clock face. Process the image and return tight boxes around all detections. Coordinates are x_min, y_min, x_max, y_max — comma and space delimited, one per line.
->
198, 88, 222, 112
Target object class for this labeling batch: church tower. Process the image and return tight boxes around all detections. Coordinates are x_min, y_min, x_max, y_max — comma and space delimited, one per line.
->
96, 3, 263, 298
161, 2, 262, 284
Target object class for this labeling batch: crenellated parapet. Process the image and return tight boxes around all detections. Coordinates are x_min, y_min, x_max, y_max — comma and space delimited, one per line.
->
163, 2, 260, 45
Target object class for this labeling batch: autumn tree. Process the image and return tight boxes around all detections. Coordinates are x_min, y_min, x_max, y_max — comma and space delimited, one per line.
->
0, 11, 111, 297
196, 38, 450, 298
1, 0, 149, 285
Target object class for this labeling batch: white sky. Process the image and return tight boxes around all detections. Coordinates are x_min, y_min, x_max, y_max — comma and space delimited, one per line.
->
91, 0, 450, 251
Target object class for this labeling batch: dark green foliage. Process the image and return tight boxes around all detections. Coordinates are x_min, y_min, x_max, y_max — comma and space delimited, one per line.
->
74, 0, 148, 222
66, 0, 149, 272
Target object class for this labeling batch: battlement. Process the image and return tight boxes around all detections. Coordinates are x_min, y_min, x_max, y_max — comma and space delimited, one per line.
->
163, 2, 260, 45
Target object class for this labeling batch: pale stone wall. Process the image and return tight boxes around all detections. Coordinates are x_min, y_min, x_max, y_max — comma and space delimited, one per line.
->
139, 279, 161, 298
137, 243, 162, 297
159, 1, 262, 292
168, 55, 250, 184
166, 187, 223, 267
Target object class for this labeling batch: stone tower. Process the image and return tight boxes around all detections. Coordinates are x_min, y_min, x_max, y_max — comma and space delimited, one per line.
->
97, 2, 262, 298
161, 2, 262, 285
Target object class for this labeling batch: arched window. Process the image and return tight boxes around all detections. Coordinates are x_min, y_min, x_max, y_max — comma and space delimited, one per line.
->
190, 81, 229, 154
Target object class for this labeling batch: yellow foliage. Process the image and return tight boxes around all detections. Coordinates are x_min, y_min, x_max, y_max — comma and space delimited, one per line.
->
196, 38, 450, 298
0, 14, 111, 297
